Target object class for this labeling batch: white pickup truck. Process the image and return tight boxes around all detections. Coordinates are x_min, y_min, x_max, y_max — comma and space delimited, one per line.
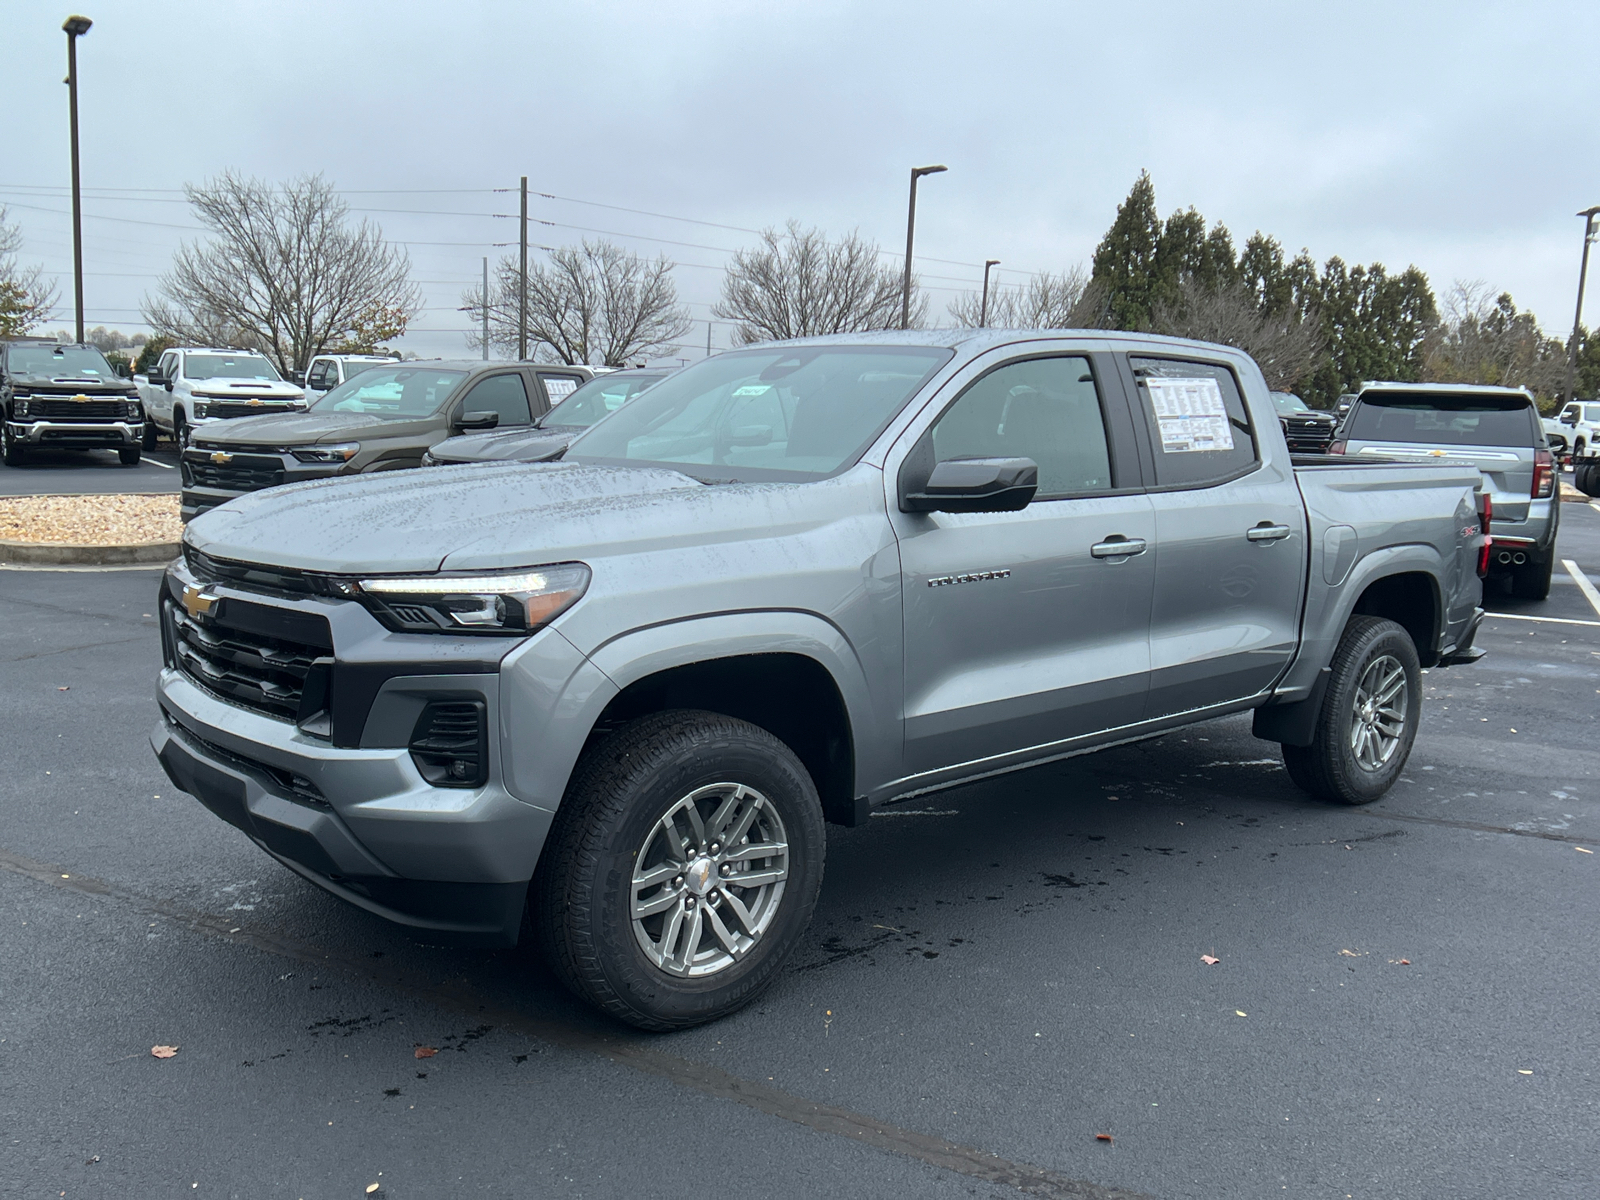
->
137, 347, 306, 447
1542, 399, 1600, 461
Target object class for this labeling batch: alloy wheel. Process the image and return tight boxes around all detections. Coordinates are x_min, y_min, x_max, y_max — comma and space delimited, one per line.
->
1349, 653, 1408, 771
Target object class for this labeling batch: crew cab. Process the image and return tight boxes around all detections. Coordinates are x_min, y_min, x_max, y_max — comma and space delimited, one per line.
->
301, 354, 400, 401
2, 338, 146, 466
137, 348, 307, 447
151, 330, 1487, 1032
178, 360, 593, 521
1334, 382, 1557, 599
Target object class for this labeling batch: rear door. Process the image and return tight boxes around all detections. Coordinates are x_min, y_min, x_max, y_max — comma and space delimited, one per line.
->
1123, 353, 1306, 717
889, 347, 1156, 775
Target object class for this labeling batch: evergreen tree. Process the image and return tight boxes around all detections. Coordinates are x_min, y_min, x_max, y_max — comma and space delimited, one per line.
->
1089, 172, 1164, 330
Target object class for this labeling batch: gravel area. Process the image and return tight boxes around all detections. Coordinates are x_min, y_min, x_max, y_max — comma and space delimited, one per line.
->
0, 493, 182, 546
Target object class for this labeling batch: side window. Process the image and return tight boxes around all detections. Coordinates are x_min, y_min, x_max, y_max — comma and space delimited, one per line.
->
1129, 356, 1258, 488
928, 356, 1113, 496
160, 352, 178, 379
538, 373, 583, 405
458, 372, 532, 426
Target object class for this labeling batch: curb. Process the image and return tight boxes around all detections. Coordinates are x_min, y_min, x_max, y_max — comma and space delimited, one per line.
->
0, 539, 179, 565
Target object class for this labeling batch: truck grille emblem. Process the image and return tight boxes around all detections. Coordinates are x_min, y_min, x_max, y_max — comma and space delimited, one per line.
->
211, 451, 233, 464
180, 584, 220, 618
72, 393, 90, 403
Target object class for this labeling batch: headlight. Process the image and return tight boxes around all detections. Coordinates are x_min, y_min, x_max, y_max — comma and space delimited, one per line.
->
192, 402, 209, 418
126, 402, 143, 419
13, 400, 28, 418
353, 563, 590, 635
291, 443, 359, 463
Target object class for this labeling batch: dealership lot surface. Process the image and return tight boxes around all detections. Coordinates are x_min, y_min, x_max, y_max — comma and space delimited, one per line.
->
1, 502, 1596, 1200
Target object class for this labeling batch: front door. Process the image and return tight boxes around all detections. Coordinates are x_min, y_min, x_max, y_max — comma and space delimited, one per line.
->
891, 351, 1156, 777
1124, 354, 1306, 717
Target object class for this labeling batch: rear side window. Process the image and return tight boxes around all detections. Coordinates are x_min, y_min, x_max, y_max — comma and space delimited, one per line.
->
538, 373, 584, 404
1348, 392, 1535, 447
1130, 356, 1258, 488
458, 372, 532, 426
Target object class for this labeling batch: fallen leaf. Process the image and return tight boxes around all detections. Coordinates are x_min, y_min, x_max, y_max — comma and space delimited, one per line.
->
414, 1046, 437, 1059
1235, 1010, 1247, 1017
1338, 949, 1362, 957
1095, 1133, 1114, 1142
151, 1045, 178, 1058
57, 686, 69, 691
366, 1185, 381, 1195
1576, 847, 1593, 854
1517, 1069, 1533, 1075
1200, 955, 1219, 966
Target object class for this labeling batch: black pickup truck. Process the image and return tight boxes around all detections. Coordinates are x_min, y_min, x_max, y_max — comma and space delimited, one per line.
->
1, 338, 146, 466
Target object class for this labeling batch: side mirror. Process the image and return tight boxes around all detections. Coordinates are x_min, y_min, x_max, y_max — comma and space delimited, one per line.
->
1561, 412, 1577, 425
146, 370, 166, 386
901, 456, 1038, 513
457, 410, 500, 430
727, 424, 773, 447
164, 379, 175, 392
290, 370, 306, 386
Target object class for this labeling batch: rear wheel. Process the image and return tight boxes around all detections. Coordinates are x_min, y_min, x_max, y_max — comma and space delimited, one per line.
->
1281, 616, 1421, 805
1511, 552, 1553, 601
535, 710, 826, 1030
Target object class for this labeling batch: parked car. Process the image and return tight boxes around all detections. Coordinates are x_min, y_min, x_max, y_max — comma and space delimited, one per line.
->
153, 330, 1487, 1031
137, 348, 307, 447
301, 353, 400, 401
424, 367, 670, 466
1332, 382, 1557, 598
1, 338, 146, 466
178, 359, 593, 521
1542, 399, 1600, 461
1270, 391, 1337, 454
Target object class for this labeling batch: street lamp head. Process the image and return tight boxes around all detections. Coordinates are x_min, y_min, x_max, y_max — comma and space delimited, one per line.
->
1579, 205, 1600, 219
985, 259, 1001, 268
913, 164, 948, 178
63, 15, 92, 36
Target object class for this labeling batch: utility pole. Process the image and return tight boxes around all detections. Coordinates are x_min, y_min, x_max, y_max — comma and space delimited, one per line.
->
706, 320, 713, 359
1565, 206, 1600, 403
901, 165, 947, 330
63, 15, 93, 345
481, 256, 489, 360
979, 259, 1000, 328
518, 176, 529, 360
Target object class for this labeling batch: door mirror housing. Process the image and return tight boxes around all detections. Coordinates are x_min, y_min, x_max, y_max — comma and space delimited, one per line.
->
146, 369, 167, 386
901, 456, 1038, 513
457, 410, 500, 430
1561, 412, 1577, 425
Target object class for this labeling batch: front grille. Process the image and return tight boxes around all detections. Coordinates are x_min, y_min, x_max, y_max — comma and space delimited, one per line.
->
184, 546, 343, 597
206, 401, 296, 419
166, 595, 332, 723
184, 453, 284, 491
409, 700, 487, 787
29, 398, 131, 419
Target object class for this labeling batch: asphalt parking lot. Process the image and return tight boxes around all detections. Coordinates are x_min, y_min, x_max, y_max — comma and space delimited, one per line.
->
1, 499, 1597, 1200
0, 444, 181, 496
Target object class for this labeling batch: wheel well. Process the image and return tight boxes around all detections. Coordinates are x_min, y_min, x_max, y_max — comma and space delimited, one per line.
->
589, 653, 858, 824
1350, 572, 1439, 666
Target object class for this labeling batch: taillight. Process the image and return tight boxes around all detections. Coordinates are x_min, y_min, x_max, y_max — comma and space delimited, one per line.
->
1531, 448, 1554, 499
1477, 493, 1493, 578
1327, 440, 1346, 455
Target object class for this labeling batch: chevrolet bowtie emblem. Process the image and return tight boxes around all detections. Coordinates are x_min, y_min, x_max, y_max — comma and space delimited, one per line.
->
211, 451, 232, 464
246, 398, 262, 406
72, 393, 90, 403
180, 584, 220, 618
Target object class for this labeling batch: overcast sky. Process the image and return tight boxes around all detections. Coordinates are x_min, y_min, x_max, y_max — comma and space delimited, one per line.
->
6, 0, 1599, 362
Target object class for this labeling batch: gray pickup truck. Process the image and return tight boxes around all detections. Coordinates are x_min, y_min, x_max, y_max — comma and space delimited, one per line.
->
150, 330, 1487, 1030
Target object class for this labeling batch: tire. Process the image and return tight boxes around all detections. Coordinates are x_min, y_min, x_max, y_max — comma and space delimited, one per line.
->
1511, 553, 1553, 601
142, 421, 158, 450
1, 422, 23, 467
1280, 616, 1421, 805
173, 411, 188, 448
534, 709, 826, 1031
1578, 463, 1600, 497
118, 446, 142, 466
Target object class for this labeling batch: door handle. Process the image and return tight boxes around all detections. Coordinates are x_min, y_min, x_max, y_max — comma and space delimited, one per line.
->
1090, 536, 1148, 560
1247, 523, 1292, 542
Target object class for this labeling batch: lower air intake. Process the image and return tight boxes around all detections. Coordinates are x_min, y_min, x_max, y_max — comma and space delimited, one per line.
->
408, 699, 488, 788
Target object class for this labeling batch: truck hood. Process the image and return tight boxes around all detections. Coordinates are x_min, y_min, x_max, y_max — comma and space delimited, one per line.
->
428, 425, 579, 464
11, 373, 133, 394
192, 411, 433, 447
184, 461, 719, 574
190, 379, 305, 400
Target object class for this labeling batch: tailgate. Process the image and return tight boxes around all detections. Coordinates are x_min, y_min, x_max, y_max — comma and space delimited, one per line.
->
1347, 442, 1531, 523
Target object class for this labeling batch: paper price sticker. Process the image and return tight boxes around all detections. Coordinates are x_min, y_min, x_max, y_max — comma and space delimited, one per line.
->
1146, 376, 1234, 453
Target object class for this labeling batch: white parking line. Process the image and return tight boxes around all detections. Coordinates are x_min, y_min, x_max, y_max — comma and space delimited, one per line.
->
144, 458, 176, 469
1590, 501, 1600, 516
1563, 559, 1600, 619
1483, 611, 1600, 628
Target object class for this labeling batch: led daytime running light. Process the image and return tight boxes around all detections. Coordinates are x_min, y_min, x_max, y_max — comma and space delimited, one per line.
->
360, 571, 555, 595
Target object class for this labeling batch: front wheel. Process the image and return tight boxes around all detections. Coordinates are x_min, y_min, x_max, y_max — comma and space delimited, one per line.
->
118, 446, 141, 466
173, 411, 188, 448
1, 423, 23, 467
141, 421, 159, 450
1282, 616, 1421, 805
535, 710, 826, 1030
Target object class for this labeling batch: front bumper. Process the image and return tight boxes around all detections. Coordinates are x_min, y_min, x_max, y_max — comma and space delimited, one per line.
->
8, 419, 142, 448
179, 448, 342, 521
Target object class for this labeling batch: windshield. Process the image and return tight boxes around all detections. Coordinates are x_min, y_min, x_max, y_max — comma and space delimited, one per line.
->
565, 346, 952, 481
1271, 392, 1312, 414
5, 344, 115, 379
1349, 391, 1536, 447
342, 360, 393, 381
1584, 405, 1600, 423
183, 353, 281, 381
310, 366, 467, 418
545, 372, 666, 429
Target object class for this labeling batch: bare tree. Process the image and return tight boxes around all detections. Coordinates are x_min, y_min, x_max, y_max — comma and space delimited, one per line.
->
1423, 280, 1567, 401
141, 173, 420, 374
0, 206, 57, 337
465, 240, 690, 366
1149, 277, 1325, 392
714, 221, 922, 344
946, 266, 1099, 329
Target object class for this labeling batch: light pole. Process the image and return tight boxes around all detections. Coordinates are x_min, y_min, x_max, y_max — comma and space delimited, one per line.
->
63, 14, 92, 345
518, 176, 529, 360
901, 164, 946, 330
1565, 205, 1600, 404
979, 259, 1000, 328
481, 256, 489, 360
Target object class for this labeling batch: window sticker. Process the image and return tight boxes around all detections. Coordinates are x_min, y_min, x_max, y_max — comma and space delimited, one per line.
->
1145, 377, 1234, 453
733, 384, 772, 396
544, 378, 578, 400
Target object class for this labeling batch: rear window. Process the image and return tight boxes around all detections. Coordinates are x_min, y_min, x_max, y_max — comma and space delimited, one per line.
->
1348, 391, 1536, 447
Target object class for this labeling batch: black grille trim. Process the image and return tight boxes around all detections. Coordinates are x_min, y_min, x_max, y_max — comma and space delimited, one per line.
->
166, 596, 332, 724
184, 547, 345, 598
408, 700, 488, 788
29, 398, 134, 419
164, 713, 329, 808
205, 402, 297, 420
